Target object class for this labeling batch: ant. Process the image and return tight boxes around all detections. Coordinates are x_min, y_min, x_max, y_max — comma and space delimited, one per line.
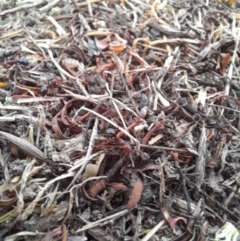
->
39, 77, 63, 96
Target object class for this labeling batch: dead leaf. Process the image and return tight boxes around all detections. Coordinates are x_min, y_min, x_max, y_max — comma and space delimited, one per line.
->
219, 53, 231, 76
127, 179, 143, 210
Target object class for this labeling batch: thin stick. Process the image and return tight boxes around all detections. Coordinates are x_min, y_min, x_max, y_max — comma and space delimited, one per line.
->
105, 83, 127, 129
195, 123, 206, 189
140, 220, 166, 241
76, 0, 102, 7
76, 209, 129, 233
69, 151, 104, 172
21, 172, 75, 219
47, 48, 75, 80
0, 0, 45, 16
40, 0, 61, 13
112, 52, 141, 116
206, 103, 240, 114
4, 231, 45, 241
15, 97, 62, 103
140, 144, 186, 152
110, 97, 140, 119
63, 88, 99, 104
61, 224, 67, 241
86, 0, 93, 16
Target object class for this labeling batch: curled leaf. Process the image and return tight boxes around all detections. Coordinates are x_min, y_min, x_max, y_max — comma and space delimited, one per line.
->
88, 179, 106, 198
0, 190, 16, 208
82, 153, 105, 180
169, 216, 188, 232
109, 33, 127, 54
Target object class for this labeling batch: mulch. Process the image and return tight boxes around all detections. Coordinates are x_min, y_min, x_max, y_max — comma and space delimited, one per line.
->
0, 0, 240, 240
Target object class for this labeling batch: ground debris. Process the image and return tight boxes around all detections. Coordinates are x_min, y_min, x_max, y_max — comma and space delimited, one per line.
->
0, 0, 240, 240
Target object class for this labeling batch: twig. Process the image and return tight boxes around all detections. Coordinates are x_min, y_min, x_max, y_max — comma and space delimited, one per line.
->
4, 231, 45, 241
112, 52, 141, 116
76, 0, 102, 7
177, 167, 192, 214
0, 29, 23, 40
15, 97, 62, 103
69, 151, 104, 172
106, 83, 127, 129
63, 88, 104, 104
0, 0, 45, 16
20, 172, 75, 219
109, 96, 140, 119
140, 144, 186, 152
195, 123, 206, 189
140, 220, 166, 241
61, 224, 67, 241
158, 159, 165, 204
86, 0, 93, 16
46, 16, 67, 36
75, 209, 129, 233
206, 103, 240, 114
47, 48, 75, 80
40, 0, 61, 13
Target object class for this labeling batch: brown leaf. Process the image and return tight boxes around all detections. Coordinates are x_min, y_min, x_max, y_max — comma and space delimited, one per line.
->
219, 53, 230, 76
127, 179, 143, 210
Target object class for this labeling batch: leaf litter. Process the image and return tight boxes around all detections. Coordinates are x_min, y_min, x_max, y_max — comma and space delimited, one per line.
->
0, 0, 240, 240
